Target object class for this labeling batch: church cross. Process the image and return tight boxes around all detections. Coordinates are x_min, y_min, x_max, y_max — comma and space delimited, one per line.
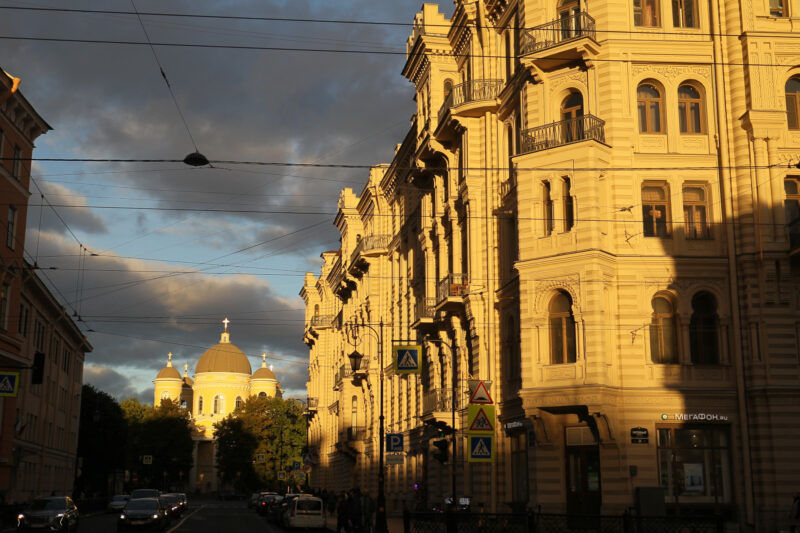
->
222, 317, 230, 332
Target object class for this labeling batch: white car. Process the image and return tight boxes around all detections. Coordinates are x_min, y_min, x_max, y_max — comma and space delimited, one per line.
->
283, 495, 325, 530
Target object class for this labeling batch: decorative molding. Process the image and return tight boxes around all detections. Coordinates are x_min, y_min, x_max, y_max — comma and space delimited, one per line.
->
631, 63, 712, 82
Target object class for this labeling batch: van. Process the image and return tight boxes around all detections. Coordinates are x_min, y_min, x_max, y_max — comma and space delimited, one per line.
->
283, 495, 325, 531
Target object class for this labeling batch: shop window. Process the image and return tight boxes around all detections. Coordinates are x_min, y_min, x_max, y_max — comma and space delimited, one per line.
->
785, 177, 800, 249
638, 82, 664, 133
678, 83, 705, 133
642, 183, 671, 237
683, 185, 710, 239
657, 426, 732, 503
672, 0, 698, 27
543, 181, 554, 235
634, 0, 661, 25
650, 296, 679, 364
787, 77, 800, 129
690, 292, 719, 365
550, 291, 577, 364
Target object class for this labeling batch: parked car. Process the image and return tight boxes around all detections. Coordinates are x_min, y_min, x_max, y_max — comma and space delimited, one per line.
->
108, 494, 130, 513
16, 496, 79, 532
283, 495, 325, 531
176, 493, 188, 511
278, 493, 305, 524
117, 498, 168, 532
130, 488, 160, 500
257, 493, 281, 515
159, 494, 182, 519
266, 495, 288, 523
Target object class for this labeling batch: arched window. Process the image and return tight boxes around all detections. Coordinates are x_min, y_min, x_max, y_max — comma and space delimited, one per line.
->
786, 76, 800, 130
678, 83, 705, 133
443, 79, 453, 101
550, 291, 577, 364
561, 91, 584, 143
351, 396, 358, 427
213, 395, 223, 414
258, 391, 267, 398
638, 82, 664, 133
690, 292, 719, 365
650, 296, 679, 364
198, 396, 204, 414
235, 396, 243, 410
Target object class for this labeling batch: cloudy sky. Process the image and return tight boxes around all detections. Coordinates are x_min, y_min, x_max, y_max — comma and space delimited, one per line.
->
2, 0, 453, 401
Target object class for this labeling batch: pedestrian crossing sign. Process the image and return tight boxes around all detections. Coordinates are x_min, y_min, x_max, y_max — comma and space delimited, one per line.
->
467, 404, 495, 434
468, 436, 494, 463
0, 372, 19, 397
393, 345, 421, 374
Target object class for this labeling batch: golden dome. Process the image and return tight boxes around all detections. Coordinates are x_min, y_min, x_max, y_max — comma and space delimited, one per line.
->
195, 331, 252, 374
156, 352, 181, 379
252, 353, 277, 380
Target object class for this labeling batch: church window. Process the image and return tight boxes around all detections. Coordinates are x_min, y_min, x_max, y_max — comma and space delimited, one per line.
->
213, 395, 223, 414
258, 392, 267, 398
198, 396, 204, 413
235, 396, 243, 409
161, 391, 170, 400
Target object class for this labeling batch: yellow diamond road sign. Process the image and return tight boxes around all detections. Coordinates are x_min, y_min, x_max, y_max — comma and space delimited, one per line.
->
393, 345, 421, 374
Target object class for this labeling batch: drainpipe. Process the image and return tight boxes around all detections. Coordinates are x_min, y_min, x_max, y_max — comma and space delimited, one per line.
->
710, 0, 754, 526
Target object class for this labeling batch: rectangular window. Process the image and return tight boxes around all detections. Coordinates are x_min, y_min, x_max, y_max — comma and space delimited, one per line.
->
672, 0, 698, 27
543, 181, 554, 235
788, 93, 800, 129
6, 206, 16, 249
642, 183, 670, 237
634, 0, 661, 26
17, 304, 28, 337
63, 348, 70, 373
683, 185, 710, 239
0, 283, 8, 330
12, 145, 21, 179
770, 0, 786, 16
657, 426, 732, 503
563, 178, 575, 231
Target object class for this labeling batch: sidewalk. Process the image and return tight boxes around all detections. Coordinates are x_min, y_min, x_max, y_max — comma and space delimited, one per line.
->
325, 514, 404, 533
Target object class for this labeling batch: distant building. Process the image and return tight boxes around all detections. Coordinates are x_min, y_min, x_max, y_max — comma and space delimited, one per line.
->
153, 320, 281, 492
303, 2, 800, 531
0, 67, 91, 502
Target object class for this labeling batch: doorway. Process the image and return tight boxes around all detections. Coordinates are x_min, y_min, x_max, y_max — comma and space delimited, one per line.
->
565, 426, 601, 526
558, 0, 581, 40
561, 91, 584, 143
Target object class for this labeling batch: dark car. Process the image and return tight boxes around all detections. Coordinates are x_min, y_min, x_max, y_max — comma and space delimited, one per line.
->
175, 493, 188, 511
117, 498, 168, 532
17, 496, 79, 532
130, 489, 160, 500
265, 495, 287, 522
159, 494, 182, 519
257, 493, 281, 515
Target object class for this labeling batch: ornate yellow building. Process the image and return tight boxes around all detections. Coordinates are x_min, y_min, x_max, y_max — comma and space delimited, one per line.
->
153, 320, 281, 492
303, 1, 800, 530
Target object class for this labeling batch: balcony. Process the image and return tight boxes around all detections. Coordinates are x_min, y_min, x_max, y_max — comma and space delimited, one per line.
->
519, 12, 599, 74
518, 114, 605, 155
310, 315, 334, 329
422, 389, 456, 427
437, 273, 468, 305
349, 234, 391, 275
412, 297, 437, 330
307, 397, 318, 411
336, 426, 367, 458
438, 79, 503, 125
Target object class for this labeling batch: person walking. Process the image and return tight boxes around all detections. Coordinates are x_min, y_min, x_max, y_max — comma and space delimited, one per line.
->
336, 491, 350, 533
361, 490, 375, 533
348, 488, 363, 533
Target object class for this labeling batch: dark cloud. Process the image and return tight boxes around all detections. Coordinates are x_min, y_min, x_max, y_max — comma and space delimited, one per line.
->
83, 364, 142, 400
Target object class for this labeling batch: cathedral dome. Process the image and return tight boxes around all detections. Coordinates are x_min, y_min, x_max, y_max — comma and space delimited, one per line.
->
157, 366, 181, 379
195, 330, 252, 374
252, 353, 277, 380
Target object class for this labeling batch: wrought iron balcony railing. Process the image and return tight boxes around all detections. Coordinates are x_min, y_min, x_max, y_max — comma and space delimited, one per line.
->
342, 426, 366, 441
415, 297, 437, 322
438, 79, 503, 123
350, 234, 391, 265
310, 315, 334, 328
437, 273, 468, 303
519, 114, 605, 155
422, 388, 455, 414
519, 12, 596, 56
307, 397, 318, 410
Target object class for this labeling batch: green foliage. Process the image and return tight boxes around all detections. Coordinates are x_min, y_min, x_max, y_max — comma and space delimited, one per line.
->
214, 396, 307, 491
76, 385, 127, 496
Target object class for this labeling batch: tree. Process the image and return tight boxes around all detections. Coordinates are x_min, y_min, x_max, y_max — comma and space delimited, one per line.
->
76, 385, 127, 497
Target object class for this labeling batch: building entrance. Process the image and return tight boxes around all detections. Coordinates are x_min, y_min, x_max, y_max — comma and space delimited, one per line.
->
565, 426, 600, 523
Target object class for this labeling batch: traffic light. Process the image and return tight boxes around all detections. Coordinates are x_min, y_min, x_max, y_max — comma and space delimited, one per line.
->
31, 352, 45, 385
432, 438, 449, 464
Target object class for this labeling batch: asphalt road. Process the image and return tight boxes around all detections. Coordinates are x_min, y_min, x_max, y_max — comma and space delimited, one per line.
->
75, 500, 305, 533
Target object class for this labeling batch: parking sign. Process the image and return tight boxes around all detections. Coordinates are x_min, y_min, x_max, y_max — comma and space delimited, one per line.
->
386, 433, 404, 452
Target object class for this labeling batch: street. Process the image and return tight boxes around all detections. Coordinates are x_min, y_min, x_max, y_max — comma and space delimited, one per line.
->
75, 499, 310, 533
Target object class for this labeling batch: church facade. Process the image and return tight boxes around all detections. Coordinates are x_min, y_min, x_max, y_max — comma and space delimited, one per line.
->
153, 321, 281, 492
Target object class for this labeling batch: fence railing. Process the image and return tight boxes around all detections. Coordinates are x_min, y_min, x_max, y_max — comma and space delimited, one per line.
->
519, 114, 605, 155
310, 315, 334, 328
403, 510, 725, 533
350, 234, 391, 265
422, 388, 455, 414
439, 79, 503, 123
307, 397, 318, 410
519, 12, 596, 55
437, 273, 468, 302
416, 297, 437, 322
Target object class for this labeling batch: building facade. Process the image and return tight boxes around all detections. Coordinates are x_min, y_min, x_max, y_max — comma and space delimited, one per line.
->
302, 1, 800, 530
0, 67, 92, 503
153, 322, 281, 492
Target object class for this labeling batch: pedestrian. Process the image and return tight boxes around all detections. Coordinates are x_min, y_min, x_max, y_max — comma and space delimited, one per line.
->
336, 491, 350, 533
361, 490, 375, 533
348, 488, 363, 533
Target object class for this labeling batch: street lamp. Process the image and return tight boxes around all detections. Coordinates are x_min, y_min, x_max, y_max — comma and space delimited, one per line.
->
347, 320, 387, 533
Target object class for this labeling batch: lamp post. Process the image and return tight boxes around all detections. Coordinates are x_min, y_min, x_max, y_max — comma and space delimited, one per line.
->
347, 320, 387, 533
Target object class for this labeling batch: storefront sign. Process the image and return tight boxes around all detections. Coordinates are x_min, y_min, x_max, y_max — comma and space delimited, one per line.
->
630, 427, 649, 444
660, 413, 729, 421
